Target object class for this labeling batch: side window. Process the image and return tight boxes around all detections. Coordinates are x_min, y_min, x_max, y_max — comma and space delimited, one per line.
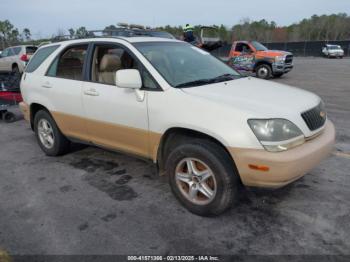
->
48, 45, 88, 80
47, 57, 58, 76
26, 45, 59, 73
91, 44, 139, 85
12, 47, 22, 55
7, 48, 14, 56
1, 48, 13, 57
141, 70, 158, 89
235, 43, 243, 52
235, 43, 251, 53
1, 48, 9, 57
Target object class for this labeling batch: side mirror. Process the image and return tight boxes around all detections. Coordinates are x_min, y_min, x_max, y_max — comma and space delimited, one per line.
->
115, 69, 142, 89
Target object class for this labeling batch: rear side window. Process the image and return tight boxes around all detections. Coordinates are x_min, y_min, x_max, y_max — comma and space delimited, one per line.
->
26, 46, 38, 54
12, 47, 22, 55
25, 45, 59, 73
47, 45, 88, 81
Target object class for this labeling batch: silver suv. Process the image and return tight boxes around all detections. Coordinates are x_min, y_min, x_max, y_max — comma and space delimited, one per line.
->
0, 45, 37, 74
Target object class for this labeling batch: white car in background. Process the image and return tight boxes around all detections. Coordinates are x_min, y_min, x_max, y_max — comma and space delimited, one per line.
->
0, 45, 38, 74
322, 44, 344, 58
20, 37, 335, 216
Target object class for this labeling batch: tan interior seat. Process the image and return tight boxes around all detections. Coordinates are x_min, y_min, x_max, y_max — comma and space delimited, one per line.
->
57, 58, 82, 80
98, 54, 122, 85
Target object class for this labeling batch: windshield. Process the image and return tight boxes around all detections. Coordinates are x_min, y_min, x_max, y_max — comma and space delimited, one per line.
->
328, 45, 342, 50
251, 41, 268, 51
134, 42, 241, 87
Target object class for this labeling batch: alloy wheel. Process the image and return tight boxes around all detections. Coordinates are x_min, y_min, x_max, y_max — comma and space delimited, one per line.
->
175, 158, 217, 205
38, 119, 55, 149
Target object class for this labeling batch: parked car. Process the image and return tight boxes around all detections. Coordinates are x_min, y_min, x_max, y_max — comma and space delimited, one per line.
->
19, 37, 335, 216
0, 45, 38, 74
322, 44, 344, 58
228, 41, 293, 79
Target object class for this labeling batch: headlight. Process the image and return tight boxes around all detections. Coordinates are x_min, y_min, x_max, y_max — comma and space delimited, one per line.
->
248, 119, 304, 152
275, 56, 285, 63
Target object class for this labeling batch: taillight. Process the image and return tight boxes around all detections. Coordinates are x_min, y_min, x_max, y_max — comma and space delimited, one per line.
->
20, 54, 28, 62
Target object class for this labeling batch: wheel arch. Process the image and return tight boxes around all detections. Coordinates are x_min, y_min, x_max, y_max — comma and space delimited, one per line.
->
29, 103, 51, 130
253, 59, 272, 72
156, 127, 239, 179
12, 63, 18, 70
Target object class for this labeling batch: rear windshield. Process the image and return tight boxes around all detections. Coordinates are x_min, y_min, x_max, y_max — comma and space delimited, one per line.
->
25, 45, 59, 73
26, 46, 38, 54
12, 47, 22, 55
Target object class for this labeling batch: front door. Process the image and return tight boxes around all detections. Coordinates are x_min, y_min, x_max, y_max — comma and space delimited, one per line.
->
82, 43, 149, 157
230, 43, 255, 72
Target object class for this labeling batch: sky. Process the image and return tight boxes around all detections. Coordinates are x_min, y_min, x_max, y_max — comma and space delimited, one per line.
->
2, 0, 350, 38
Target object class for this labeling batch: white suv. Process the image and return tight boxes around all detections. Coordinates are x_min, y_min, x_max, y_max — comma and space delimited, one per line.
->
20, 37, 335, 216
0, 45, 38, 74
322, 44, 344, 58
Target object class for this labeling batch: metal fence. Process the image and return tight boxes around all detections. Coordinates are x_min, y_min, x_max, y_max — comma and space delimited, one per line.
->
263, 40, 350, 57
211, 40, 350, 58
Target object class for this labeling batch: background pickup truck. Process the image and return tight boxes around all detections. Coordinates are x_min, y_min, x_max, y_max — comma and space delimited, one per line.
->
228, 40, 294, 79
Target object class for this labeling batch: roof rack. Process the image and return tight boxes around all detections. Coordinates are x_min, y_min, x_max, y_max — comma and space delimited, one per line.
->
46, 24, 175, 43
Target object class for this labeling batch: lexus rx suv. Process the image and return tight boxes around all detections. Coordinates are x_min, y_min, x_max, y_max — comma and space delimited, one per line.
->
20, 37, 335, 216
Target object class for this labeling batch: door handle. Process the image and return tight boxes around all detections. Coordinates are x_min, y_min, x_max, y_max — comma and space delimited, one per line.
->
84, 88, 99, 96
41, 81, 52, 88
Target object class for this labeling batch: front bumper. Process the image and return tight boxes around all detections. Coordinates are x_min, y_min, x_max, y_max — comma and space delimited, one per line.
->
328, 53, 344, 57
19, 102, 30, 122
272, 62, 293, 74
228, 120, 335, 188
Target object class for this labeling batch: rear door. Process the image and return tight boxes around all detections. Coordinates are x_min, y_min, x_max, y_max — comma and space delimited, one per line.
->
43, 44, 90, 141
81, 42, 150, 157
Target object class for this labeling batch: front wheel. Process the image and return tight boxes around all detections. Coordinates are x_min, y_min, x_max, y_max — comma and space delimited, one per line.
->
34, 110, 71, 156
166, 139, 239, 216
255, 64, 272, 79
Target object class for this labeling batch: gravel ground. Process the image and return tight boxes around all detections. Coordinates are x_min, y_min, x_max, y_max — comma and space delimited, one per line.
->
0, 58, 349, 257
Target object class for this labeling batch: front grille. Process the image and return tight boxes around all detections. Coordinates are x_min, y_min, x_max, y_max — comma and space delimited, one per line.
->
301, 103, 326, 131
285, 55, 293, 64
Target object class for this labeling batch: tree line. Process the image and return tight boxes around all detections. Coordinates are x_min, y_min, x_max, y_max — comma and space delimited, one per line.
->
0, 20, 31, 49
0, 13, 349, 49
156, 13, 350, 43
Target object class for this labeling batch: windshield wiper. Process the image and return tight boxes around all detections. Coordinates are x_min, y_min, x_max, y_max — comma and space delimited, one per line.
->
209, 73, 238, 83
175, 79, 213, 88
175, 74, 239, 88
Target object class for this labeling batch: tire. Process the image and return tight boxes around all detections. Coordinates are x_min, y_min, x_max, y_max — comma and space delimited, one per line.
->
3, 111, 16, 123
255, 64, 272, 79
12, 65, 20, 76
166, 138, 239, 216
34, 110, 70, 156
273, 72, 284, 78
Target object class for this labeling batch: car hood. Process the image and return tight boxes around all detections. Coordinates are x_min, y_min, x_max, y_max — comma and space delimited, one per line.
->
181, 77, 320, 118
256, 50, 291, 57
